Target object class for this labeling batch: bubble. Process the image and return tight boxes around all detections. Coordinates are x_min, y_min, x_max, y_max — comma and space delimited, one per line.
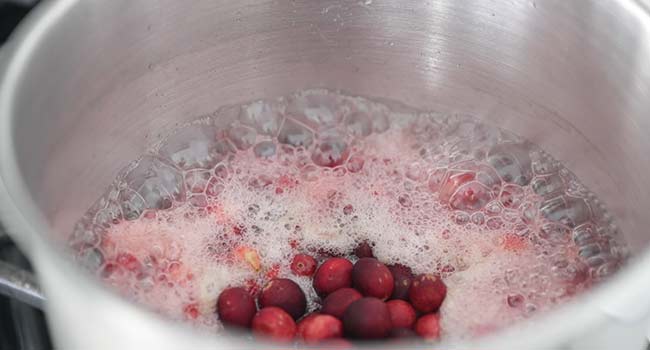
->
499, 184, 524, 209
346, 155, 365, 173
427, 168, 447, 192
287, 90, 343, 129
184, 169, 211, 194
471, 212, 485, 225
531, 173, 565, 198
507, 294, 524, 308
277, 118, 314, 147
227, 125, 257, 150
69, 222, 103, 248
94, 200, 123, 227
189, 195, 208, 207
159, 125, 232, 170
486, 217, 504, 230
119, 156, 184, 219
538, 222, 571, 244
253, 141, 277, 158
398, 194, 413, 207
487, 143, 533, 186
205, 177, 224, 197
531, 152, 560, 175
594, 260, 620, 280
453, 211, 470, 225
344, 111, 372, 137
405, 162, 425, 181
301, 165, 319, 181
449, 181, 492, 212
75, 246, 105, 271
572, 224, 598, 246
540, 195, 592, 228
311, 137, 350, 168
371, 110, 390, 133
240, 100, 284, 136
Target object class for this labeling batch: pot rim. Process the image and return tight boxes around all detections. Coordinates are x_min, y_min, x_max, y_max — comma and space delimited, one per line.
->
1, 0, 650, 348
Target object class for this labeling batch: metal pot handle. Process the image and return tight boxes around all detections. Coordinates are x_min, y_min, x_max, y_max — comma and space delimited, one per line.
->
0, 257, 45, 310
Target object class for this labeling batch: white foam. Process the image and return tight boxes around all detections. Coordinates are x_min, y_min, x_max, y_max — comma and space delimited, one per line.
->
74, 89, 626, 339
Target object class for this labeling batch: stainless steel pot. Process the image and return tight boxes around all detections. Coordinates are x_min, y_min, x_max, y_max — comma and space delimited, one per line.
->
2, 0, 650, 348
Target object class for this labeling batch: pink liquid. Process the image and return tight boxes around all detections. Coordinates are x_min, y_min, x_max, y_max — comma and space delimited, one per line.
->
70, 89, 626, 339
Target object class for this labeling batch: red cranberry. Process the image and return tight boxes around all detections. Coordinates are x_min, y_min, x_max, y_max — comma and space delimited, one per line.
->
321, 288, 363, 319
297, 313, 343, 344
313, 258, 353, 296
251, 307, 297, 342
408, 274, 447, 313
388, 264, 413, 300
343, 297, 392, 339
353, 241, 374, 258
414, 313, 441, 340
217, 287, 257, 328
290, 254, 317, 276
259, 278, 307, 319
386, 300, 417, 329
352, 258, 394, 300
116, 252, 141, 272
389, 327, 418, 338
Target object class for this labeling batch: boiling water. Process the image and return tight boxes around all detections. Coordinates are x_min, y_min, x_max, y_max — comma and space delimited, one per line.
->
69, 89, 626, 339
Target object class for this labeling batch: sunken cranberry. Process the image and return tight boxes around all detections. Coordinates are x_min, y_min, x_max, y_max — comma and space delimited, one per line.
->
251, 307, 297, 342
259, 278, 307, 319
408, 274, 447, 313
217, 287, 257, 328
321, 288, 363, 319
389, 327, 418, 338
414, 313, 441, 340
353, 241, 374, 258
297, 313, 344, 344
313, 258, 353, 296
290, 254, 317, 276
352, 258, 394, 300
386, 300, 417, 329
343, 297, 392, 339
388, 264, 413, 300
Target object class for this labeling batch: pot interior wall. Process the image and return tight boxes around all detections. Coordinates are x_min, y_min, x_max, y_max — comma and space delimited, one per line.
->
9, 0, 650, 256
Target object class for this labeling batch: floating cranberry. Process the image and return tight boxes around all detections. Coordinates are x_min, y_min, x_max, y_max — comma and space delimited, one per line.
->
414, 313, 441, 340
290, 254, 317, 277
116, 252, 141, 272
408, 274, 447, 313
386, 300, 417, 329
313, 258, 353, 296
321, 288, 363, 319
389, 327, 418, 338
343, 297, 392, 339
297, 313, 344, 344
259, 278, 307, 320
217, 287, 257, 328
353, 241, 374, 258
352, 258, 394, 300
251, 307, 297, 342
388, 264, 413, 300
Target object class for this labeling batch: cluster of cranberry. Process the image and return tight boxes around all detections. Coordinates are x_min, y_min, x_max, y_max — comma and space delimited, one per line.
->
216, 243, 447, 346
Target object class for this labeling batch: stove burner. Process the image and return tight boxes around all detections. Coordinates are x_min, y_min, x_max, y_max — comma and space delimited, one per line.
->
0, 237, 52, 350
